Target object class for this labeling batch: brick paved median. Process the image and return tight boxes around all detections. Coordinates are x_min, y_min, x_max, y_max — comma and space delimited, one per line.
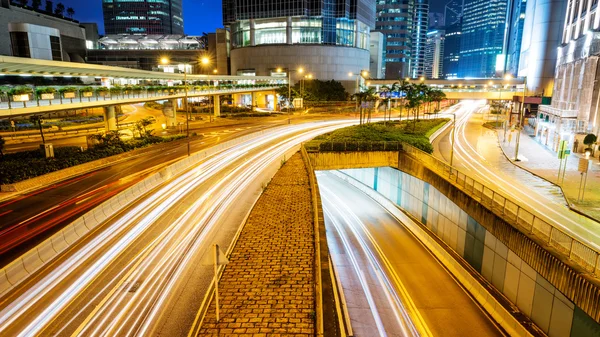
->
197, 152, 315, 336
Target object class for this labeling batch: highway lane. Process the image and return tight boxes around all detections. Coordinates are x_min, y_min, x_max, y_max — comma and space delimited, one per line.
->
318, 171, 505, 337
0, 116, 329, 267
0, 120, 355, 337
432, 101, 600, 250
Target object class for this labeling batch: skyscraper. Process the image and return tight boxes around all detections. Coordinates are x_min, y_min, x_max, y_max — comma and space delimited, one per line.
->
222, 0, 375, 87
424, 30, 444, 79
458, 0, 507, 78
444, 0, 462, 26
102, 0, 184, 35
375, 0, 415, 79
442, 19, 461, 79
410, 0, 429, 78
504, 0, 527, 77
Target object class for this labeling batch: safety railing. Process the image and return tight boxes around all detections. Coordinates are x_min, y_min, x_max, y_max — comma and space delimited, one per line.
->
0, 85, 279, 111
401, 143, 600, 277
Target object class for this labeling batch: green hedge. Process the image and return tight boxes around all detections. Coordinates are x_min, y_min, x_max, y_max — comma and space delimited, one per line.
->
0, 135, 186, 185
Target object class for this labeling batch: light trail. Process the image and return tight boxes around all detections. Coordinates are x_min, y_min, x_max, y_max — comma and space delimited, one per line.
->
447, 102, 600, 248
0, 120, 354, 336
320, 182, 423, 337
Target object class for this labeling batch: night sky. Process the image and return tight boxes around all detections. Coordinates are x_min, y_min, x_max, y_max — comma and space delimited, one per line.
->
52, 0, 446, 36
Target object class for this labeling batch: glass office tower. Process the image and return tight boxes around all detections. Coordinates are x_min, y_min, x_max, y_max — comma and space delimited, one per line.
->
458, 0, 507, 78
223, 0, 375, 85
375, 0, 415, 79
102, 0, 184, 35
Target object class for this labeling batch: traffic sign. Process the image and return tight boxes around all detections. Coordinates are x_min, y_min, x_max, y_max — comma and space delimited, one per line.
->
579, 158, 590, 173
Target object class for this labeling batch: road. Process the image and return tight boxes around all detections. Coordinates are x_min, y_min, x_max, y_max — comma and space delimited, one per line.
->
433, 101, 600, 250
0, 119, 355, 336
318, 171, 505, 337
0, 114, 342, 267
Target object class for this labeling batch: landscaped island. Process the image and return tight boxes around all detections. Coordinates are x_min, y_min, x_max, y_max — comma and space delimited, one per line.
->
307, 118, 449, 154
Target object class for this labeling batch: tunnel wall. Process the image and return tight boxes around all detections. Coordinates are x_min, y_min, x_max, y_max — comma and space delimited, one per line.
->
339, 166, 600, 337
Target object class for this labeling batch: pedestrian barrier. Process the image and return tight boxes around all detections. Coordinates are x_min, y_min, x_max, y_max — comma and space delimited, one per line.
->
0, 129, 270, 297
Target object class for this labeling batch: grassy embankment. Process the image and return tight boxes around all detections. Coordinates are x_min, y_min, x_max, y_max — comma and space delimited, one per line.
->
307, 118, 449, 154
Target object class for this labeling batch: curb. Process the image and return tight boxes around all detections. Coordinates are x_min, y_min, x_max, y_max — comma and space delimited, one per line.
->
492, 129, 600, 223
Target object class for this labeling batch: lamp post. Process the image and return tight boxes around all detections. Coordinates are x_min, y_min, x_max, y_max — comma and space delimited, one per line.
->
277, 67, 304, 110
300, 74, 313, 111
514, 75, 528, 161
161, 56, 211, 156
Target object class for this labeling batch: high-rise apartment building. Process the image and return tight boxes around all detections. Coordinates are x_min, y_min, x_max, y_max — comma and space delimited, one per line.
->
424, 30, 444, 79
458, 0, 507, 78
222, 0, 375, 90
102, 0, 184, 35
410, 0, 429, 78
375, 0, 414, 79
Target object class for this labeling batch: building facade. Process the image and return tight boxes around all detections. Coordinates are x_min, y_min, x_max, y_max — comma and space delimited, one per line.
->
369, 31, 385, 79
442, 20, 461, 79
538, 0, 597, 152
0, 1, 89, 62
102, 0, 184, 35
458, 0, 507, 78
410, 0, 429, 78
223, 0, 375, 90
444, 0, 462, 26
375, 0, 414, 79
503, 0, 527, 78
424, 30, 444, 79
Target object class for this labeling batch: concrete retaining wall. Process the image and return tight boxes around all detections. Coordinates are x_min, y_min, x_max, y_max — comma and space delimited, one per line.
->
307, 151, 398, 171
0, 130, 270, 297
338, 166, 600, 337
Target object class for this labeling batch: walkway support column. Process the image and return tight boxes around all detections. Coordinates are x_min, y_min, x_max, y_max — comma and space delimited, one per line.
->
273, 92, 279, 111
251, 92, 257, 112
169, 98, 178, 128
103, 105, 117, 131
214, 95, 221, 117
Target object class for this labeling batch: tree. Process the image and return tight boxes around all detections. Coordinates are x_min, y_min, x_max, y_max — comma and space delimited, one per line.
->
29, 115, 45, 144
276, 85, 299, 109
584, 133, 597, 153
377, 85, 391, 124
352, 87, 376, 125
0, 135, 5, 160
54, 2, 65, 16
31, 0, 41, 10
45, 0, 53, 13
66, 7, 74, 19
392, 79, 411, 121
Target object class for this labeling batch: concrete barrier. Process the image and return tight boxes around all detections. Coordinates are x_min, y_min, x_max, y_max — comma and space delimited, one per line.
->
0, 129, 271, 297
331, 171, 534, 337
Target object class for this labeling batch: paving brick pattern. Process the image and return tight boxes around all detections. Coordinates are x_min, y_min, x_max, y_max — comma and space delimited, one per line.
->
197, 153, 315, 336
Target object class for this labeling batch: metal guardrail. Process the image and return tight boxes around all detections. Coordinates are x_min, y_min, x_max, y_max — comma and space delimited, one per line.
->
401, 143, 600, 277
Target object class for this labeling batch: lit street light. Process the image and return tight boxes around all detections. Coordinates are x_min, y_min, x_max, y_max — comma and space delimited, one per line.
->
160, 56, 212, 156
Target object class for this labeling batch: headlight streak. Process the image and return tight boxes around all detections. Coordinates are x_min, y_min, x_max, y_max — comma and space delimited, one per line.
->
450, 104, 600, 248
0, 120, 354, 336
320, 184, 421, 337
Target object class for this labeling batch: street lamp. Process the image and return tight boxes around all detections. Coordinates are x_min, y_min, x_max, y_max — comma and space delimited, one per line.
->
514, 75, 528, 161
161, 56, 212, 156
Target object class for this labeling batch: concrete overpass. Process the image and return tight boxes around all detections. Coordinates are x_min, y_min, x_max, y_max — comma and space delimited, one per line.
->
367, 78, 526, 100
0, 56, 284, 128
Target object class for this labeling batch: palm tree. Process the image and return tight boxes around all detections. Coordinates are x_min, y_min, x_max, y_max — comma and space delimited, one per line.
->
353, 87, 377, 125
54, 2, 65, 16
44, 0, 53, 13
378, 85, 391, 123
395, 79, 411, 121
66, 7, 74, 19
